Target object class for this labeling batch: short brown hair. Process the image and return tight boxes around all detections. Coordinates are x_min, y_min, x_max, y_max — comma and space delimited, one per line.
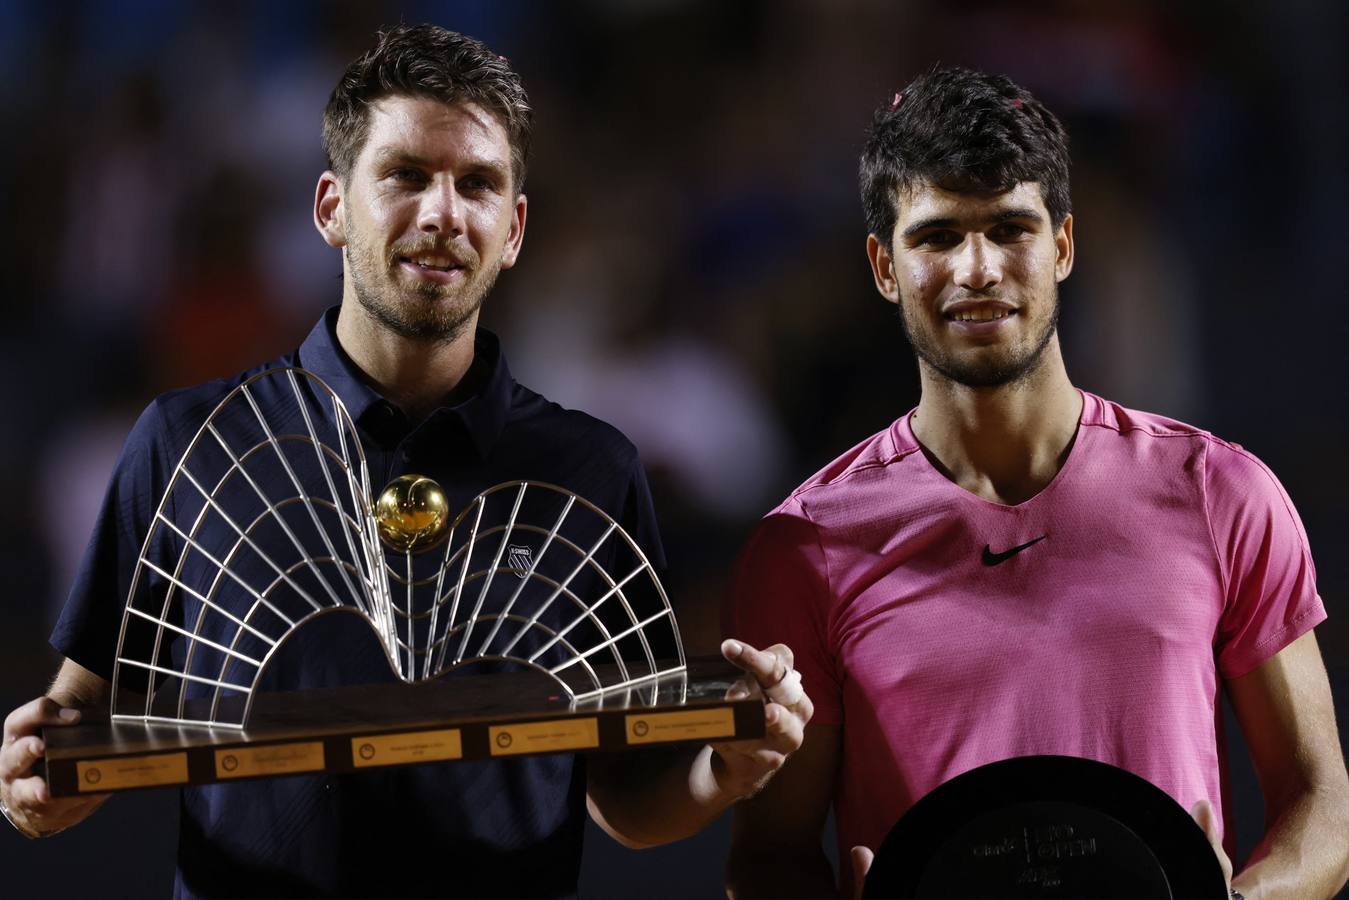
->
860, 67, 1071, 242
322, 24, 533, 192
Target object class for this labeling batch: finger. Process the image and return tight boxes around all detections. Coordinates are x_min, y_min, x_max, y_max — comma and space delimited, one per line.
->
0, 734, 45, 781
712, 703, 797, 758
791, 689, 814, 725
763, 701, 806, 754
767, 668, 804, 707
6, 773, 52, 808
4, 698, 53, 743
713, 687, 813, 763
851, 845, 875, 899
1190, 799, 1233, 885
723, 677, 754, 701
4, 698, 79, 744
722, 639, 793, 689
713, 704, 772, 757
718, 702, 805, 763
761, 677, 815, 725
1190, 799, 1219, 846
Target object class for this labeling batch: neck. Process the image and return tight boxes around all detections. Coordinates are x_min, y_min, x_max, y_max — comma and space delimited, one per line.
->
910, 340, 1081, 505
334, 301, 479, 423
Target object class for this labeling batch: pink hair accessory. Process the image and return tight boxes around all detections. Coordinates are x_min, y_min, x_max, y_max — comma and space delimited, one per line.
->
890, 92, 904, 110
1012, 98, 1024, 109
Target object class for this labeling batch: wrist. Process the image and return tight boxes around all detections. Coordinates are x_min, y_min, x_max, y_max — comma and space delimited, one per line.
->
707, 745, 774, 803
0, 789, 46, 839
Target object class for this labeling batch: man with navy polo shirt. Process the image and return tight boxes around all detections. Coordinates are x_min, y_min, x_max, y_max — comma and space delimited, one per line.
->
0, 24, 813, 897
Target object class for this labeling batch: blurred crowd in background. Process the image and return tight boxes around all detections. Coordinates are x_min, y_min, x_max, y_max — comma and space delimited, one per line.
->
2, 0, 1345, 896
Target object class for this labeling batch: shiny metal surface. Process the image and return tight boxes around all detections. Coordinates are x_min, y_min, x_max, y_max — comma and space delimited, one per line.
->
374, 474, 450, 553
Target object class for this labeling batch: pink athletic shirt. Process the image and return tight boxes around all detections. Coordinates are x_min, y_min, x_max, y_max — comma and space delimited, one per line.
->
727, 391, 1324, 888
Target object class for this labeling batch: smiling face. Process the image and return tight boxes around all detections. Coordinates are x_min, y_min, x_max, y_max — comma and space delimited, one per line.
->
315, 95, 526, 343
866, 180, 1074, 389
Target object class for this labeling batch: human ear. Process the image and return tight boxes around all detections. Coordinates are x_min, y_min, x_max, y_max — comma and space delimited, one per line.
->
866, 233, 901, 305
314, 172, 346, 248
1054, 214, 1074, 282
499, 193, 528, 270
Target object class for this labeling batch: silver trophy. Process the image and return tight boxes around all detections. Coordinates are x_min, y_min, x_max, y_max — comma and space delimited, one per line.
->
45, 369, 758, 795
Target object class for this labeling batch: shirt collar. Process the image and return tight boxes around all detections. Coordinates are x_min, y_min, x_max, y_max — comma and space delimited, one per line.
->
296, 306, 514, 459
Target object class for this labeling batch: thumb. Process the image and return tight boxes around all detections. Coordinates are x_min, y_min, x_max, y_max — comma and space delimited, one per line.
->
1190, 798, 1219, 845
1190, 798, 1233, 888
850, 845, 875, 900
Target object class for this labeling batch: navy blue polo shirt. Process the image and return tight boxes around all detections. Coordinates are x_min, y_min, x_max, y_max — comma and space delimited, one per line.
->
52, 308, 665, 899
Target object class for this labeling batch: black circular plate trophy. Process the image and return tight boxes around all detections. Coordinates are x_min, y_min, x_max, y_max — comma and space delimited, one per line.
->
862, 755, 1228, 899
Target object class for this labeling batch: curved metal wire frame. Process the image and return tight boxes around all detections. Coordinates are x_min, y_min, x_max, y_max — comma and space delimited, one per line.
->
111, 369, 384, 728
416, 480, 684, 700
110, 368, 685, 730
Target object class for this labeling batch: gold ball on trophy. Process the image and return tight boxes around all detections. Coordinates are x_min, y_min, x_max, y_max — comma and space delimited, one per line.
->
374, 474, 450, 553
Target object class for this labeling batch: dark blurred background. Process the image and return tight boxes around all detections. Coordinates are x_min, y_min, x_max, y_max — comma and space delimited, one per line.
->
2, 0, 1345, 896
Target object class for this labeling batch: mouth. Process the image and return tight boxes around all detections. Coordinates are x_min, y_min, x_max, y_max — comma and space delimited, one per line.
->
399, 254, 463, 272
397, 254, 466, 284
943, 302, 1016, 322
942, 302, 1017, 334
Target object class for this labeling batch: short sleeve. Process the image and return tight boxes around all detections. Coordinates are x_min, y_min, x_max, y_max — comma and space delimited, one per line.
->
620, 453, 667, 575
724, 497, 842, 724
605, 450, 673, 663
1206, 440, 1325, 679
50, 400, 173, 681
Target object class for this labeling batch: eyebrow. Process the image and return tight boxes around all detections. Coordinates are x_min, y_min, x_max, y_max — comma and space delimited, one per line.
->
900, 207, 1044, 238
370, 147, 510, 178
371, 148, 432, 169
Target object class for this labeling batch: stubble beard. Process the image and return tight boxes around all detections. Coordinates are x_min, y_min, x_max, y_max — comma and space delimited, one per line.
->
899, 288, 1061, 390
346, 237, 501, 345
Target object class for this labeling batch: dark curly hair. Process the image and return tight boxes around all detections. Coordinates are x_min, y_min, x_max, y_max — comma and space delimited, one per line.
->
859, 67, 1070, 243
322, 24, 533, 192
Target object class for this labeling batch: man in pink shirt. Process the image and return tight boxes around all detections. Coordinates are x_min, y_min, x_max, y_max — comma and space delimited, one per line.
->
725, 67, 1349, 900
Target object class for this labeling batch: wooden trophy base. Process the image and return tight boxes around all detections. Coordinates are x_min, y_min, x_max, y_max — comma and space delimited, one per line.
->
43, 656, 762, 797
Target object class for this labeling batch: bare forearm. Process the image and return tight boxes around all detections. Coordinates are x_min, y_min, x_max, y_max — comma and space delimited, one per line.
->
1234, 785, 1349, 899
48, 679, 105, 709
587, 745, 740, 848
49, 657, 110, 708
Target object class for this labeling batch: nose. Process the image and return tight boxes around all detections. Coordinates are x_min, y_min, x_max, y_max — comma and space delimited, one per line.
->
953, 234, 1002, 292
417, 179, 466, 236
